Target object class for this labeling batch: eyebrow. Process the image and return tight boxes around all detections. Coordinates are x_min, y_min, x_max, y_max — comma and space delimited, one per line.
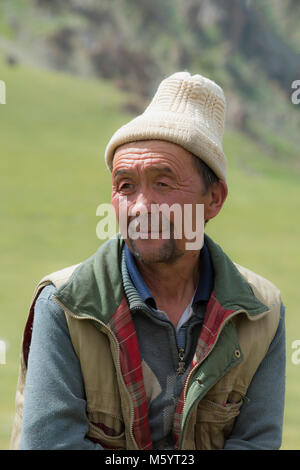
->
147, 166, 173, 174
113, 166, 173, 179
113, 169, 131, 179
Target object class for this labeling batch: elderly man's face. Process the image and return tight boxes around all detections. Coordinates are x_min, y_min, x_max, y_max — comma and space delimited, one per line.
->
111, 140, 216, 264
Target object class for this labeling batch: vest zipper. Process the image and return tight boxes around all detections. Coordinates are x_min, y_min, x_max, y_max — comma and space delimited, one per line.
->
179, 308, 246, 449
176, 348, 186, 375
132, 305, 187, 377
182, 309, 245, 400
52, 295, 137, 450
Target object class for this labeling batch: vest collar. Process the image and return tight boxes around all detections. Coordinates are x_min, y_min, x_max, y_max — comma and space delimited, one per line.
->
54, 233, 268, 324
204, 235, 269, 317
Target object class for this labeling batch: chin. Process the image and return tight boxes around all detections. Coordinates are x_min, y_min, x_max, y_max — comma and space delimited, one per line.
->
128, 237, 183, 264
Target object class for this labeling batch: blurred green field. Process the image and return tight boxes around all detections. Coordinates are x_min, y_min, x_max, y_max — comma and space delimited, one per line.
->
1, 55, 299, 450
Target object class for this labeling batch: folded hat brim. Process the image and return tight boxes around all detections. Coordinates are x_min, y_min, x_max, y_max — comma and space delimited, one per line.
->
105, 111, 227, 181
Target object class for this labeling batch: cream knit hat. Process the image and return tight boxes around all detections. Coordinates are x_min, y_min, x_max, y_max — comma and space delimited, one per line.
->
105, 71, 227, 181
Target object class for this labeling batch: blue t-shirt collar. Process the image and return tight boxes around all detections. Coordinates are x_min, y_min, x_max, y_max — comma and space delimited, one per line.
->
124, 242, 213, 309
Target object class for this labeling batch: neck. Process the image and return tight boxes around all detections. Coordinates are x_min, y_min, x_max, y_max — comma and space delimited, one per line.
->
135, 250, 200, 307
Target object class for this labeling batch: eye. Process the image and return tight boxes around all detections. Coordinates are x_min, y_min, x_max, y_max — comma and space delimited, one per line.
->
120, 183, 132, 189
118, 182, 134, 193
156, 181, 168, 187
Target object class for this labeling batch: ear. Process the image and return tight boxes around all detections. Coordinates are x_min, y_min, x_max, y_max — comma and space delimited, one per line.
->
205, 180, 228, 221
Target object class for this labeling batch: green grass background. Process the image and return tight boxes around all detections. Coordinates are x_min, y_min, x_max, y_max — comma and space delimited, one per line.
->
1, 55, 299, 450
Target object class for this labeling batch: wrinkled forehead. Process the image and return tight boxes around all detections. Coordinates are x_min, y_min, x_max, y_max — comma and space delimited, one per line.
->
112, 139, 194, 174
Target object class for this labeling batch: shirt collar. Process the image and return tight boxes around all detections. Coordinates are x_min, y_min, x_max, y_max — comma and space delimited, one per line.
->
124, 242, 214, 309
124, 244, 156, 308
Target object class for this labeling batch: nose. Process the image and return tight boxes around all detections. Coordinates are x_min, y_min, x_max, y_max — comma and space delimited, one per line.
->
129, 188, 153, 218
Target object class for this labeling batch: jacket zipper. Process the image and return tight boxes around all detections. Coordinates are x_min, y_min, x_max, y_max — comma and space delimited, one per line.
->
131, 305, 188, 376
179, 308, 246, 449
176, 348, 186, 375
53, 295, 137, 450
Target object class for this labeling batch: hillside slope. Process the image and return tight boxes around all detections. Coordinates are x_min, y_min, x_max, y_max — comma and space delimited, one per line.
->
0, 0, 299, 166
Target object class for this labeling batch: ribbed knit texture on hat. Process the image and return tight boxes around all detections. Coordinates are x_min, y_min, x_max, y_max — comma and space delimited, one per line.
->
105, 72, 227, 181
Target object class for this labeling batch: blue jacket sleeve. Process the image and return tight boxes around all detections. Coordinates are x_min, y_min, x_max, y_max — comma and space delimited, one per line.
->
224, 302, 286, 450
20, 284, 103, 450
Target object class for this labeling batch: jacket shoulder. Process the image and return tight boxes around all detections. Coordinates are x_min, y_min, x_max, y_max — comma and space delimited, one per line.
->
31, 264, 81, 304
234, 263, 282, 310
39, 264, 80, 289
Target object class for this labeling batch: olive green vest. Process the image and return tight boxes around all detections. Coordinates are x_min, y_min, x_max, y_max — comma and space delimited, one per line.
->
10, 234, 281, 450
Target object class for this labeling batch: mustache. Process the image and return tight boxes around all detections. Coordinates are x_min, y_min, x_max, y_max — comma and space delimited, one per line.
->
127, 212, 175, 232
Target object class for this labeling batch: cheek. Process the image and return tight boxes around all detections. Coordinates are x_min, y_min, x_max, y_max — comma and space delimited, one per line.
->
111, 192, 120, 220
166, 187, 203, 206
166, 190, 206, 229
111, 192, 130, 223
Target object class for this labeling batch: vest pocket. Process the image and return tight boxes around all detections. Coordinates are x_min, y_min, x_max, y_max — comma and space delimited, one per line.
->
195, 397, 243, 449
87, 411, 126, 449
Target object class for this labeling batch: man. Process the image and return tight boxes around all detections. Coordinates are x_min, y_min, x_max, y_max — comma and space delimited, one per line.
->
11, 72, 285, 450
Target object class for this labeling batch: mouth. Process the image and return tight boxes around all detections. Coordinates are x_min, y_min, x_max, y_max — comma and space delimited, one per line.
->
132, 231, 165, 236
129, 232, 173, 242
